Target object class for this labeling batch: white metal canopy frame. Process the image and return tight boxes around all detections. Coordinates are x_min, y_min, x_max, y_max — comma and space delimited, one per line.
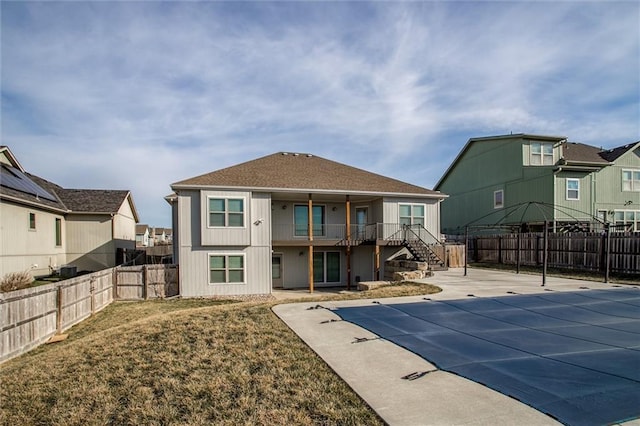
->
456, 201, 615, 286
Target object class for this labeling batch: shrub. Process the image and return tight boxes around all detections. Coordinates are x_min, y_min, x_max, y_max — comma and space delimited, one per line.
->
1, 270, 34, 292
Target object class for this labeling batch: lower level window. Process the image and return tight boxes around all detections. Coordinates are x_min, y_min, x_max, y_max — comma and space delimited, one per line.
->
613, 210, 640, 232
209, 254, 245, 283
313, 251, 340, 283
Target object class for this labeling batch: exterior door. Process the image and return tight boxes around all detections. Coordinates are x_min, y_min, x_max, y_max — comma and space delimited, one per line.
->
272, 254, 283, 288
355, 207, 368, 240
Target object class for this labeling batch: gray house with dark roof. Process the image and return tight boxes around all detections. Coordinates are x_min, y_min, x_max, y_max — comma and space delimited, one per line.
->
0, 146, 139, 277
434, 134, 640, 233
169, 152, 447, 297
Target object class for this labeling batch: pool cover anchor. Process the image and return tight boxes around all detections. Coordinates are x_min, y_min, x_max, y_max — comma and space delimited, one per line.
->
401, 371, 431, 381
352, 336, 379, 344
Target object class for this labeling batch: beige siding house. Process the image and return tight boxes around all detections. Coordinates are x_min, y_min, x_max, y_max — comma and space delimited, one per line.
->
169, 152, 447, 297
0, 146, 139, 278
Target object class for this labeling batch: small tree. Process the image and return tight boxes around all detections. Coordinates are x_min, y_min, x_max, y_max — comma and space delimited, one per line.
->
1, 270, 34, 292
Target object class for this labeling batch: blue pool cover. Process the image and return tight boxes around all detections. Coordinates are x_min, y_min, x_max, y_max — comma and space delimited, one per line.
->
334, 288, 640, 426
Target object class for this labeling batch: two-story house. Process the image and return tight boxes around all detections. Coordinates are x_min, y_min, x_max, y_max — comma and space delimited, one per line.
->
434, 134, 640, 234
168, 152, 447, 297
136, 224, 151, 247
0, 146, 139, 277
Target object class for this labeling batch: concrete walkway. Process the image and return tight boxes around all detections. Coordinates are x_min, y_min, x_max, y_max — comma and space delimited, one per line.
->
272, 268, 639, 426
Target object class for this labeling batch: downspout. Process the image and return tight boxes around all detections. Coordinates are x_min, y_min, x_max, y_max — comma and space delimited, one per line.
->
308, 194, 314, 293
111, 213, 117, 267
553, 167, 563, 232
346, 195, 351, 290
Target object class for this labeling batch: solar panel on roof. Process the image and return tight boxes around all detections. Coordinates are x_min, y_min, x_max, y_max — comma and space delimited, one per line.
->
0, 164, 58, 202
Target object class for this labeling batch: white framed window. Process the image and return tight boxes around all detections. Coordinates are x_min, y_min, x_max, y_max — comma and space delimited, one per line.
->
209, 254, 245, 284
530, 142, 554, 165
29, 212, 36, 230
208, 197, 245, 227
399, 204, 425, 227
313, 251, 340, 283
622, 170, 640, 192
294, 205, 325, 237
55, 218, 62, 246
612, 210, 640, 232
494, 190, 504, 209
566, 178, 580, 200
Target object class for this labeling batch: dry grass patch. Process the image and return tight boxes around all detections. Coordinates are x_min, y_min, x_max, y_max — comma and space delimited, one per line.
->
0, 299, 387, 425
0, 282, 442, 425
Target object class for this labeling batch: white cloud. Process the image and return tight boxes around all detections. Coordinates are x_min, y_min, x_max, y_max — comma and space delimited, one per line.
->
2, 1, 638, 226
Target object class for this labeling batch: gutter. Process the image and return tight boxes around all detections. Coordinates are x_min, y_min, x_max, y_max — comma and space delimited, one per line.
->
0, 193, 69, 214
170, 185, 448, 200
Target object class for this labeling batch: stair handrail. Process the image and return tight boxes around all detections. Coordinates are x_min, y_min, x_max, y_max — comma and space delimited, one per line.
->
402, 224, 446, 266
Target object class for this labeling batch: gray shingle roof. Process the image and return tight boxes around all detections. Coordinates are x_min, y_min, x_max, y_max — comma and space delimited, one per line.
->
56, 189, 131, 213
561, 142, 610, 165
173, 152, 442, 196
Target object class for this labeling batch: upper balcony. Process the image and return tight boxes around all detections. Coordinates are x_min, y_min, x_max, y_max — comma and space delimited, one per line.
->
271, 223, 441, 247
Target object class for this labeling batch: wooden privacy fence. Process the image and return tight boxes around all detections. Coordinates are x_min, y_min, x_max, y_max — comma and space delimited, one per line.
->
465, 233, 640, 275
0, 264, 178, 363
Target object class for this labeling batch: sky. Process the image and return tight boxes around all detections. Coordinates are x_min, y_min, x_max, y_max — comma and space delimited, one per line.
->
2, 1, 639, 228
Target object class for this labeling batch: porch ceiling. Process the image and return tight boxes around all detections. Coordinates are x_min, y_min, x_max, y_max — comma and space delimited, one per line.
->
270, 191, 377, 203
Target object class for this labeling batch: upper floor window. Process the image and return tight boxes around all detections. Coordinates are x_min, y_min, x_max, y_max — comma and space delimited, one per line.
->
531, 142, 554, 165
208, 198, 244, 227
29, 212, 36, 230
622, 170, 640, 192
294, 205, 325, 237
493, 190, 504, 209
566, 179, 580, 200
399, 204, 425, 227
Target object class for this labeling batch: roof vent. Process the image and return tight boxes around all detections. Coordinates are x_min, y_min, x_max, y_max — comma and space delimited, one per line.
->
282, 152, 288, 156
293, 153, 299, 156
306, 154, 313, 157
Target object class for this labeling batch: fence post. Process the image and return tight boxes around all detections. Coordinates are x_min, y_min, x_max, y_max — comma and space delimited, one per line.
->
143, 265, 149, 300
112, 267, 118, 300
464, 226, 468, 276
498, 236, 502, 264
90, 277, 96, 315
516, 232, 521, 274
56, 285, 63, 334
542, 221, 548, 286
605, 224, 611, 283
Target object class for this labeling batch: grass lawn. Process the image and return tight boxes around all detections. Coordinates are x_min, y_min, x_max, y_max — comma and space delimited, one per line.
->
0, 282, 440, 425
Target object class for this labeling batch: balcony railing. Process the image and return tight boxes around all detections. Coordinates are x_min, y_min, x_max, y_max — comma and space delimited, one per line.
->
272, 223, 442, 245
272, 224, 346, 241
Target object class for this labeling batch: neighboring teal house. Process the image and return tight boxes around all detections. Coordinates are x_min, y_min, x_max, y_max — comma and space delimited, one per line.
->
434, 134, 640, 234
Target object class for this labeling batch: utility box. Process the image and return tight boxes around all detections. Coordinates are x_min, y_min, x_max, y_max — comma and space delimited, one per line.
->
60, 265, 77, 279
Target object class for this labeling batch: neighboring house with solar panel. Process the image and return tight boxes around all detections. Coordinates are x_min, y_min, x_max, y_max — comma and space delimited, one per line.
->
168, 152, 447, 297
0, 146, 139, 278
434, 134, 640, 234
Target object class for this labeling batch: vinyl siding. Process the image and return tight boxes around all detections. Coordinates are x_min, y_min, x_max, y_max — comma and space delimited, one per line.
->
179, 190, 272, 296
0, 201, 66, 277
113, 198, 137, 241
439, 137, 561, 232
554, 172, 594, 220
382, 197, 441, 239
179, 246, 271, 297
65, 214, 115, 271
593, 147, 640, 217
200, 190, 251, 246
